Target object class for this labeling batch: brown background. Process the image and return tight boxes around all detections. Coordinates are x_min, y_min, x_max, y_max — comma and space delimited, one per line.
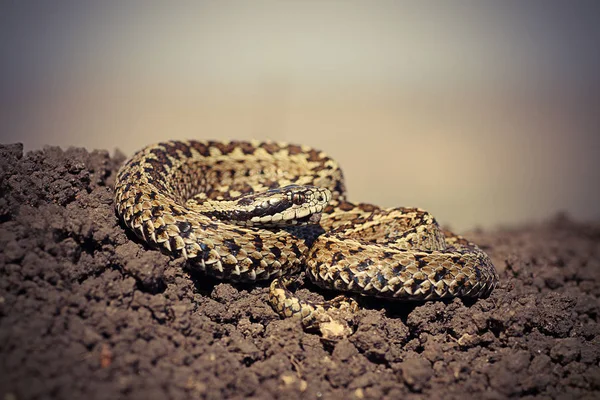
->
1, 1, 599, 231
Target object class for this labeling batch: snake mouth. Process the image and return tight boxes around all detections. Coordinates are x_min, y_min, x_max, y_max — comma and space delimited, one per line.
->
283, 212, 323, 226
231, 210, 324, 227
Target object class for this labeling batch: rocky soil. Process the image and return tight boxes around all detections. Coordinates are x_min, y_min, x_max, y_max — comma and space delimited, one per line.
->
0, 143, 599, 399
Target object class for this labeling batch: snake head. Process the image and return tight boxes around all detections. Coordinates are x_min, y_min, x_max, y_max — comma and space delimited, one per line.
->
229, 185, 332, 227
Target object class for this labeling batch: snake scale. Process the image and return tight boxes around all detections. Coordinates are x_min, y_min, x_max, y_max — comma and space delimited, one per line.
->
114, 140, 498, 332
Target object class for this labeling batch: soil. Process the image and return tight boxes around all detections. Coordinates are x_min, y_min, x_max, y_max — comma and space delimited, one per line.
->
0, 143, 599, 400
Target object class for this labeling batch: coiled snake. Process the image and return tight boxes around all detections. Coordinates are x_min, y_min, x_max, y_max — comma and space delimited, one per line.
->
114, 140, 498, 337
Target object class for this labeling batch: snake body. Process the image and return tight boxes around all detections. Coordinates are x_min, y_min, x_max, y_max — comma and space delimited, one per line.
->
115, 140, 498, 327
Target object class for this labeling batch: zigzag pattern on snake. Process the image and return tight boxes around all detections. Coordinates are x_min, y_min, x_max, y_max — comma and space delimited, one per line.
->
114, 140, 499, 329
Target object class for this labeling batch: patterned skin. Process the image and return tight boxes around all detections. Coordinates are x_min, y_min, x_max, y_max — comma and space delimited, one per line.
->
114, 140, 498, 337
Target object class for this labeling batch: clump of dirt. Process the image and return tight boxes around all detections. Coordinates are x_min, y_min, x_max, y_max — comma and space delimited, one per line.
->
0, 143, 599, 399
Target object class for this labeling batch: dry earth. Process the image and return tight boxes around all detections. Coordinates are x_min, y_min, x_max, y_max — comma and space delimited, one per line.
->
0, 143, 599, 399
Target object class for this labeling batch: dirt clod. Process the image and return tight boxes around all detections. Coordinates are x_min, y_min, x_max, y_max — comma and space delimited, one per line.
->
1, 143, 599, 399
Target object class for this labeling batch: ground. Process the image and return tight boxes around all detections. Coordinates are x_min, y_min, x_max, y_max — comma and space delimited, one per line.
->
0, 143, 599, 400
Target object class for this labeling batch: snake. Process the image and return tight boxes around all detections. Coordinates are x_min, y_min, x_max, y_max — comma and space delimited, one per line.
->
114, 140, 498, 333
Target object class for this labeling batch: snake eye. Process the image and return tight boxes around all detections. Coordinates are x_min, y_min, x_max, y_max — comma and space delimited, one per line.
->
291, 193, 305, 205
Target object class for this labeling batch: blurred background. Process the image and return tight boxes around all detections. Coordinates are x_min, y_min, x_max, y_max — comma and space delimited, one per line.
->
1, 1, 599, 231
